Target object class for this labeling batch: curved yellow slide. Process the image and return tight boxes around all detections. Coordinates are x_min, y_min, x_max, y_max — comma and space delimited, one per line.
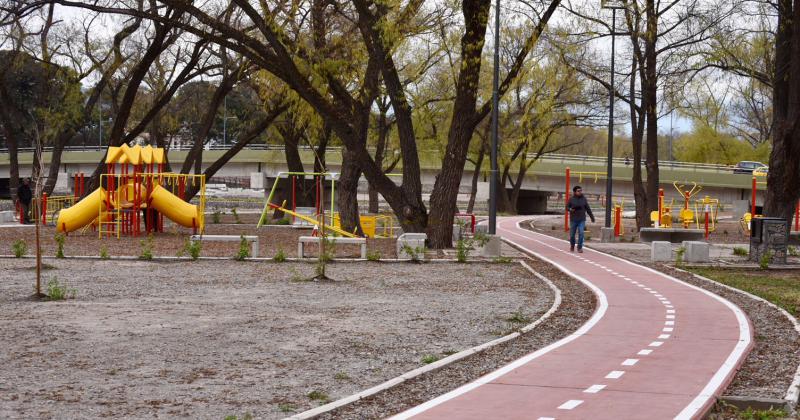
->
56, 188, 109, 233
148, 184, 203, 230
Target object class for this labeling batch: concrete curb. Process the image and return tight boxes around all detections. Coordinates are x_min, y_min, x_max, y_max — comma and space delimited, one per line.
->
0, 255, 519, 263
673, 266, 800, 414
285, 260, 562, 420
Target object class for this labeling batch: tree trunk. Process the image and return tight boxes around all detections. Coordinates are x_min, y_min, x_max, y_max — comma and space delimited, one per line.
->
338, 148, 365, 236
43, 131, 73, 195
765, 0, 800, 219
643, 0, 660, 223
466, 142, 485, 214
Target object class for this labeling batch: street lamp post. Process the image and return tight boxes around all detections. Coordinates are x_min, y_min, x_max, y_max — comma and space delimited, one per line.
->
602, 0, 625, 230
488, 0, 501, 235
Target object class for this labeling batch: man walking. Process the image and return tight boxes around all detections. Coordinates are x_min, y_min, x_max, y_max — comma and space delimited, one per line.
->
17, 178, 33, 224
567, 185, 595, 252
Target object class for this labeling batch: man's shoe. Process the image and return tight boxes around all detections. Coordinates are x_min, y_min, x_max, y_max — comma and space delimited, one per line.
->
570, 245, 575, 252
577, 248, 584, 253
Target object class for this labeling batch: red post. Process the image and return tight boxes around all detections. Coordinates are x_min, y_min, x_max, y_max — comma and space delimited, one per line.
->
614, 206, 621, 237
74, 173, 80, 200
565, 167, 570, 232
704, 210, 709, 240
18, 201, 24, 225
80, 172, 85, 197
41, 192, 48, 225
795, 201, 800, 231
751, 176, 757, 216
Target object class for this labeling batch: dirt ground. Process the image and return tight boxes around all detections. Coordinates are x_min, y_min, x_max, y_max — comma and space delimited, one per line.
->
0, 259, 549, 419
0, 214, 397, 259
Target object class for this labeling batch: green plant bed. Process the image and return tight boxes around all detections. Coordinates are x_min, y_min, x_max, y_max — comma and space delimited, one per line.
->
691, 267, 800, 317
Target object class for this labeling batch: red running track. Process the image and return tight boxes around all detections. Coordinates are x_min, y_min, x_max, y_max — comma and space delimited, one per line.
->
392, 217, 752, 420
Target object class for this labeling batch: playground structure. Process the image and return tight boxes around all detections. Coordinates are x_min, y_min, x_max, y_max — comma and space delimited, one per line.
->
564, 167, 626, 238
55, 144, 206, 237
257, 171, 398, 238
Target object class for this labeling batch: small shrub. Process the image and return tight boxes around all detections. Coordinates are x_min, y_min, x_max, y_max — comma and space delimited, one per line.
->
54, 233, 66, 258
234, 235, 251, 261
46, 277, 76, 300
277, 404, 295, 413
12, 239, 27, 258
178, 238, 202, 260
421, 354, 439, 364
231, 207, 241, 224
675, 246, 686, 267
212, 210, 222, 224
401, 244, 425, 263
273, 248, 287, 262
759, 251, 772, 270
274, 218, 291, 226
366, 250, 381, 261
506, 310, 531, 324
493, 256, 513, 263
100, 245, 110, 260
139, 235, 154, 260
789, 246, 799, 257
456, 238, 473, 263
732, 247, 748, 257
223, 414, 253, 420
334, 372, 350, 380
307, 390, 329, 402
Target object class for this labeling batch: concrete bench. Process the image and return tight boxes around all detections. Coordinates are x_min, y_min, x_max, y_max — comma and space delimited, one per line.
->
190, 235, 259, 258
298, 236, 367, 259
397, 233, 427, 259
639, 227, 704, 243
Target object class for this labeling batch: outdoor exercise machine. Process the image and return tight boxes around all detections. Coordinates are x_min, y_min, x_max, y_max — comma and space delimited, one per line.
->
673, 181, 702, 229
55, 144, 206, 237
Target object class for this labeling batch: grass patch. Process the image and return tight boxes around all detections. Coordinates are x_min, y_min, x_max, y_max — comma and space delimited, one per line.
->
12, 239, 27, 258
46, 277, 76, 300
732, 246, 748, 257
273, 248, 287, 262
277, 403, 296, 413
306, 390, 329, 403
366, 250, 381, 261
334, 372, 350, 380
506, 310, 531, 324
692, 267, 800, 316
421, 354, 439, 364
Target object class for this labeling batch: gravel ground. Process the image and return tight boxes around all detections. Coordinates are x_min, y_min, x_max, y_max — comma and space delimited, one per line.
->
0, 259, 546, 419
523, 217, 800, 404
317, 255, 596, 419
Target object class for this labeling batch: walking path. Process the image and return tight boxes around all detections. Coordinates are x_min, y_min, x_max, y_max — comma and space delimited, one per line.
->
393, 217, 752, 420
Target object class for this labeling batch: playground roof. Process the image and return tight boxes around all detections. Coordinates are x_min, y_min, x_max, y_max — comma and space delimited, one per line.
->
105, 145, 166, 165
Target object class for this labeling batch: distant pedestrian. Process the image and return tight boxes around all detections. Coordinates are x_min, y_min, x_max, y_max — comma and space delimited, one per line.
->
624, 155, 631, 166
17, 178, 32, 224
567, 185, 595, 252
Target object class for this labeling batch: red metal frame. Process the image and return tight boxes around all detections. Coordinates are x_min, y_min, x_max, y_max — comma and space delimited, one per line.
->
455, 213, 476, 234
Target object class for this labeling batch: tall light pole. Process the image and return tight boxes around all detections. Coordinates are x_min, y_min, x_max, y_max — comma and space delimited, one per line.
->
488, 0, 501, 235
602, 0, 624, 229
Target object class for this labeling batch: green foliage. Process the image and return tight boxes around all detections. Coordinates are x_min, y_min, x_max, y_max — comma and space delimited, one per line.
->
675, 247, 686, 267
788, 246, 799, 257
139, 235, 154, 260
506, 310, 531, 324
737, 407, 787, 420
235, 235, 251, 261
334, 372, 350, 380
421, 354, 439, 364
674, 124, 770, 165
306, 390, 329, 402
223, 414, 253, 420
100, 245, 110, 260
732, 247, 748, 257
759, 251, 772, 270
277, 404, 296, 413
273, 248, 287, 262
178, 238, 202, 260
273, 218, 291, 225
366, 250, 382, 261
493, 256, 513, 263
401, 244, 425, 263
212, 210, 222, 224
456, 238, 473, 263
46, 277, 76, 300
231, 207, 241, 224
12, 239, 27, 258
54, 233, 66, 258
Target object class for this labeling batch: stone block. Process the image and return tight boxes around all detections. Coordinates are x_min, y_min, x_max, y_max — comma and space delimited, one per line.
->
479, 234, 502, 258
601, 227, 615, 243
397, 233, 427, 259
651, 241, 672, 262
683, 241, 709, 263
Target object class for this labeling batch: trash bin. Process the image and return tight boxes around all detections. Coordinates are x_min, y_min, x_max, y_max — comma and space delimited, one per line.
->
750, 217, 789, 264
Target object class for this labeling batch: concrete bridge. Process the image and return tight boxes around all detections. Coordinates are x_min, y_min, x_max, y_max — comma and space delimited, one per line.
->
0, 147, 764, 211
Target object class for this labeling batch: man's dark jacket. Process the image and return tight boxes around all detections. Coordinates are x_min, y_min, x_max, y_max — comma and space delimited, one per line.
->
17, 184, 32, 204
567, 195, 594, 223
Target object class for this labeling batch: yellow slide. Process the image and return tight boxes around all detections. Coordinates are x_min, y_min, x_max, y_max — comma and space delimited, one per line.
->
56, 188, 109, 233
148, 184, 203, 230
56, 184, 202, 233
